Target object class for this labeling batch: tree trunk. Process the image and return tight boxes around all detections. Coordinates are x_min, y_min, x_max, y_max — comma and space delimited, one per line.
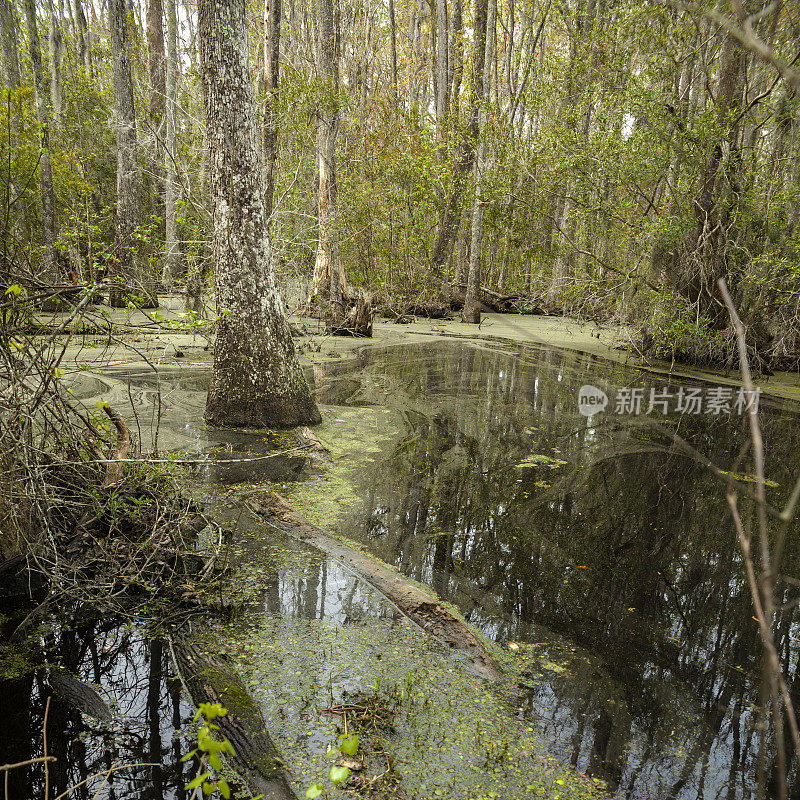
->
74, 0, 92, 75
429, 0, 484, 283
388, 0, 397, 103
47, 0, 63, 124
307, 0, 348, 312
668, 32, 745, 324
435, 0, 448, 131
198, 0, 321, 428
462, 0, 494, 323
0, 0, 20, 92
262, 0, 280, 218
23, 0, 59, 302
162, 0, 180, 288
449, 0, 462, 112
146, 0, 166, 122
109, 0, 158, 307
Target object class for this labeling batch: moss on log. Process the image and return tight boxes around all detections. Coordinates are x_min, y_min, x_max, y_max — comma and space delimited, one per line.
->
170, 636, 296, 800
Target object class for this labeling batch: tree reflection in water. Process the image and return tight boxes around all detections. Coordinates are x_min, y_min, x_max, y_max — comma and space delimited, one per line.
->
315, 340, 800, 800
0, 615, 192, 800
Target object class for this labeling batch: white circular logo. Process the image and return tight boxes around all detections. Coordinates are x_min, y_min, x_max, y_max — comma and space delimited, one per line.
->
578, 384, 608, 417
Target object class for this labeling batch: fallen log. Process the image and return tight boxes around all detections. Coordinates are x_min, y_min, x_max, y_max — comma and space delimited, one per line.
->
170, 636, 296, 800
453, 283, 523, 313
297, 426, 331, 459
246, 491, 504, 683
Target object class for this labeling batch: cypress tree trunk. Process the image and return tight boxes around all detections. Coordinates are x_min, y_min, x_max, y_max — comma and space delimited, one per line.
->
429, 0, 484, 283
23, 0, 59, 303
388, 0, 397, 103
198, 0, 321, 428
146, 0, 166, 284
47, 0, 63, 124
462, 0, 493, 323
146, 0, 166, 122
74, 0, 91, 75
0, 0, 20, 92
449, 0, 462, 112
109, 0, 158, 307
435, 0, 448, 131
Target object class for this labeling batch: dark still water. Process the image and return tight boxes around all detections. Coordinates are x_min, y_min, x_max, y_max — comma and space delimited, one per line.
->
5, 338, 800, 800
311, 340, 800, 800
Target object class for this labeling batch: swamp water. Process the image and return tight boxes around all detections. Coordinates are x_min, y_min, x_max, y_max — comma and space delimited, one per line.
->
3, 339, 800, 799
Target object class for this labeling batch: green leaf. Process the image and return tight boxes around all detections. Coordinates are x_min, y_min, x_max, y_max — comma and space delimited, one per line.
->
325, 745, 339, 758
305, 783, 325, 798
5, 284, 22, 296
209, 753, 222, 771
179, 749, 198, 762
217, 778, 231, 798
201, 781, 216, 795
329, 765, 350, 785
185, 772, 212, 790
339, 734, 359, 756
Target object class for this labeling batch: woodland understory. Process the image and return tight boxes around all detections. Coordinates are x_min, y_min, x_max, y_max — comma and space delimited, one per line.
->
2, 0, 800, 369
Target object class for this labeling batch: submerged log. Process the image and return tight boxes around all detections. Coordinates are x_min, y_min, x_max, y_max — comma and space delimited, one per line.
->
247, 491, 504, 682
170, 636, 296, 800
48, 667, 112, 721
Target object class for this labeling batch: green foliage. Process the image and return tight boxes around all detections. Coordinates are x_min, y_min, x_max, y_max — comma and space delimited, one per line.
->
183, 703, 240, 799
644, 289, 730, 365
304, 733, 359, 797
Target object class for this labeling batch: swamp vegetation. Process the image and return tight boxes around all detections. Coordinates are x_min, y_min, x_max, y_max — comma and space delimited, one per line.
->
4, 0, 800, 798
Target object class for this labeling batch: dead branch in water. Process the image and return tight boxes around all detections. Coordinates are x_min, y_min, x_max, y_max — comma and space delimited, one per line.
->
718, 277, 800, 800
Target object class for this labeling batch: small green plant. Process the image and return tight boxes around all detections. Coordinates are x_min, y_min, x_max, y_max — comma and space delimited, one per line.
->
183, 702, 243, 799
304, 733, 359, 798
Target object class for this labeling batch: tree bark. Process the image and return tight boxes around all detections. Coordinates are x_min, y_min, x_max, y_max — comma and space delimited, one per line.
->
23, 0, 59, 301
262, 0, 280, 218
664, 32, 745, 325
307, 0, 348, 311
109, 0, 158, 307
146, 0, 166, 122
429, 0, 485, 283
47, 0, 63, 124
74, 0, 92, 75
73, 0, 90, 74
162, 0, 180, 287
388, 0, 397, 103
435, 0, 448, 131
449, 0, 462, 112
0, 0, 20, 92
198, 0, 321, 428
462, 0, 493, 323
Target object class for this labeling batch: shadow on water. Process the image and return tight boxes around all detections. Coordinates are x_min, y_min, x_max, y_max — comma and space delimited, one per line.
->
0, 612, 194, 800
309, 340, 800, 800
